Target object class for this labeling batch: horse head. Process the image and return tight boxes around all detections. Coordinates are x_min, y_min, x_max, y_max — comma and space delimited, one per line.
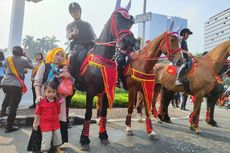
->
158, 22, 182, 65
110, 7, 136, 52
95, 0, 136, 59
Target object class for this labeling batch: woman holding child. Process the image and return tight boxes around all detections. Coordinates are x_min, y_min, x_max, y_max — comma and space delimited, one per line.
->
33, 48, 72, 152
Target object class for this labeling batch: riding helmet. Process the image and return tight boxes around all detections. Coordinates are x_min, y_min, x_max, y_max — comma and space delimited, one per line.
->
180, 28, 193, 36
69, 2, 81, 14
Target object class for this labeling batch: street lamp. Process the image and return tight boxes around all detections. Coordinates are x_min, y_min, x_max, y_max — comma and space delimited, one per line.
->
142, 0, 147, 47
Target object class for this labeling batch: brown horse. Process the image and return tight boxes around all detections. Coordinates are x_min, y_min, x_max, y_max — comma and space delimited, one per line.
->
152, 40, 230, 133
123, 25, 182, 139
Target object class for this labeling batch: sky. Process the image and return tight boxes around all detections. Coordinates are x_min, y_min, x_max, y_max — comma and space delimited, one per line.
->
0, 0, 229, 54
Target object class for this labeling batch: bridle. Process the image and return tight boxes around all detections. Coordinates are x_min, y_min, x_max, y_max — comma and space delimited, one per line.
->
159, 32, 182, 60
95, 8, 133, 52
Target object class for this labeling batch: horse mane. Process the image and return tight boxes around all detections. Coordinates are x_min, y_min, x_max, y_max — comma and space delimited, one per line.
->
132, 34, 164, 61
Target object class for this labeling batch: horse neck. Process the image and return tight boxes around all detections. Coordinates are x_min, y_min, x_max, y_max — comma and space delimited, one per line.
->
206, 40, 230, 74
132, 35, 163, 73
94, 21, 116, 59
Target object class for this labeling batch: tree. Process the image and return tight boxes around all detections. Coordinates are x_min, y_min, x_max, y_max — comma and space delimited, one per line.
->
36, 37, 48, 54
22, 35, 60, 58
47, 35, 60, 51
22, 35, 37, 58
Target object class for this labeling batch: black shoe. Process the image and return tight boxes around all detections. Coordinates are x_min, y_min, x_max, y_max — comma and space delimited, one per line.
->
5, 126, 19, 133
28, 104, 36, 109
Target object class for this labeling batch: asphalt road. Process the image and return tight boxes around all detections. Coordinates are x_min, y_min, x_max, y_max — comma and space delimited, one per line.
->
0, 103, 229, 153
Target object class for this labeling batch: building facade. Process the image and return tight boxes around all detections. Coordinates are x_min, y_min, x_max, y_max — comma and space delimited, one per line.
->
137, 12, 187, 46
204, 8, 230, 51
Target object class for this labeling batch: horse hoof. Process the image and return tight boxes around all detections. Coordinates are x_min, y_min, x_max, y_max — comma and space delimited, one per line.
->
206, 120, 218, 127
189, 124, 195, 131
101, 139, 110, 145
195, 128, 201, 134
126, 127, 134, 136
126, 130, 134, 136
148, 131, 158, 140
80, 144, 89, 151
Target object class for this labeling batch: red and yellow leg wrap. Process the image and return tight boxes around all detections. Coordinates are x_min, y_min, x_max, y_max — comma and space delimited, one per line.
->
146, 117, 153, 134
99, 117, 107, 133
189, 112, 200, 128
82, 120, 91, 136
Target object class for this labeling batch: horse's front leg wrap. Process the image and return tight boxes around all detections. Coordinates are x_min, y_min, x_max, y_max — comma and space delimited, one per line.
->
82, 120, 91, 136
189, 112, 200, 127
146, 117, 153, 134
125, 115, 131, 127
99, 116, 107, 134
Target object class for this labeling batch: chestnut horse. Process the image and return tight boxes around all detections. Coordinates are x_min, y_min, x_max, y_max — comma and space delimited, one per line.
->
123, 25, 182, 139
152, 40, 230, 133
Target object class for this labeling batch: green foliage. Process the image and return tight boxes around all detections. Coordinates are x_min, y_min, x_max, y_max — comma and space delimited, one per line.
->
70, 88, 128, 108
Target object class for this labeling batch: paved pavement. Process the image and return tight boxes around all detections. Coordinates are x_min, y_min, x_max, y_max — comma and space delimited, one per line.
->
0, 101, 230, 153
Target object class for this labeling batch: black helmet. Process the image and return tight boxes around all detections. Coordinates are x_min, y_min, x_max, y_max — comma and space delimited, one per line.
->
69, 2, 81, 14
180, 28, 193, 36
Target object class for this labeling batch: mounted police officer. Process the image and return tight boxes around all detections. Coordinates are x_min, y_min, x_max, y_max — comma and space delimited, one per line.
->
175, 28, 193, 85
66, 2, 96, 78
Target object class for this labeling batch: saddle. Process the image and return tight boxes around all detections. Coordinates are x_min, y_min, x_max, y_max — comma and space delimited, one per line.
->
167, 62, 196, 93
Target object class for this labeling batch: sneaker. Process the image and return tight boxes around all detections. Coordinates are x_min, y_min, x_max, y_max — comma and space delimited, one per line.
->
5, 126, 19, 133
174, 79, 183, 85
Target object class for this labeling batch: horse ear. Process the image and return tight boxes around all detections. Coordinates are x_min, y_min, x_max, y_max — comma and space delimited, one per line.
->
115, 0, 121, 10
168, 21, 174, 32
125, 0, 131, 11
174, 25, 183, 33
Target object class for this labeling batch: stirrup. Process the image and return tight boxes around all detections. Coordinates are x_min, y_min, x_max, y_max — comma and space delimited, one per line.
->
174, 79, 183, 85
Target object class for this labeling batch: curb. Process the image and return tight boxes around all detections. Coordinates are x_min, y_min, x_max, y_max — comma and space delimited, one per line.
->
0, 115, 96, 127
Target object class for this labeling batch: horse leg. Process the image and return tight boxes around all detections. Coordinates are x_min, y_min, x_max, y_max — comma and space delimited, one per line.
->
158, 87, 174, 123
189, 95, 202, 134
96, 95, 103, 125
142, 91, 157, 140
126, 88, 136, 136
152, 84, 162, 124
136, 91, 144, 123
79, 93, 93, 151
206, 83, 224, 127
99, 93, 109, 144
